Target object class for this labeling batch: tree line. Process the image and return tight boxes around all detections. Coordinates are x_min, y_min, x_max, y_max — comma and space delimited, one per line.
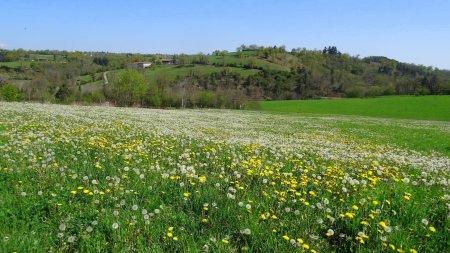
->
1, 46, 449, 106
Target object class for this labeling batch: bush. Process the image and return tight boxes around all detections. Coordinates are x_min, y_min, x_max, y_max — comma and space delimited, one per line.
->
242, 100, 262, 110
344, 86, 367, 98
81, 92, 105, 104
0, 84, 22, 101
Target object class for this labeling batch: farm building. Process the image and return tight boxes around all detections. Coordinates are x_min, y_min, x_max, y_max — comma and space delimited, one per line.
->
130, 62, 153, 69
161, 58, 175, 64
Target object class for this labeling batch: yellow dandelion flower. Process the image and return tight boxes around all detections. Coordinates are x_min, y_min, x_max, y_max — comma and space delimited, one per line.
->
352, 205, 359, 210
167, 232, 173, 237
379, 221, 387, 228
183, 192, 191, 197
70, 190, 77, 195
222, 239, 229, 244
282, 235, 290, 240
168, 227, 174, 231
345, 212, 355, 218
198, 176, 206, 183
303, 244, 310, 249
173, 236, 178, 241
429, 226, 436, 232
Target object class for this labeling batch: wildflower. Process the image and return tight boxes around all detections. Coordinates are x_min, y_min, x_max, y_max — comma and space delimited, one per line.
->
345, 212, 355, 218
352, 205, 359, 210
302, 244, 310, 249
282, 235, 290, 240
241, 228, 251, 235
183, 192, 191, 197
429, 226, 436, 232
59, 224, 66, 231
326, 229, 334, 236
112, 223, 119, 229
173, 236, 178, 241
222, 239, 229, 244
67, 236, 75, 243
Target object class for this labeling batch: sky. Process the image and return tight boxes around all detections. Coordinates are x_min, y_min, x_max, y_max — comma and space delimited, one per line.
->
1, 0, 449, 69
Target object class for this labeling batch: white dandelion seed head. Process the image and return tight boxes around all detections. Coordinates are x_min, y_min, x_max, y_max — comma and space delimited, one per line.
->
67, 236, 76, 243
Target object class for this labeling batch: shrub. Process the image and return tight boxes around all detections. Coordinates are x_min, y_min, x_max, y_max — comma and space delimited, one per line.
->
0, 84, 22, 101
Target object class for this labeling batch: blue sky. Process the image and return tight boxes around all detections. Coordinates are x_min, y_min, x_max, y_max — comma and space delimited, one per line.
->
1, 0, 449, 69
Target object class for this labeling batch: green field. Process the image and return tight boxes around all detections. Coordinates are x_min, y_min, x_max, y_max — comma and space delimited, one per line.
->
207, 54, 289, 71
0, 61, 31, 68
260, 96, 450, 121
142, 65, 260, 85
0, 102, 449, 252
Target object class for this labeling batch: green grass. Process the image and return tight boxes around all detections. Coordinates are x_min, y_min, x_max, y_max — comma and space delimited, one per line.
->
77, 74, 93, 84
259, 96, 450, 121
0, 103, 448, 252
207, 55, 288, 71
144, 65, 260, 84
0, 61, 31, 68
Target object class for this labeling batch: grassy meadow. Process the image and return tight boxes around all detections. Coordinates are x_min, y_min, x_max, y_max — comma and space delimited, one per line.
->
0, 102, 449, 252
260, 96, 450, 121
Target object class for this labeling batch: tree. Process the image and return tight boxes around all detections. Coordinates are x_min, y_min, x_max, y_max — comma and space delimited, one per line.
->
111, 69, 147, 106
0, 84, 22, 101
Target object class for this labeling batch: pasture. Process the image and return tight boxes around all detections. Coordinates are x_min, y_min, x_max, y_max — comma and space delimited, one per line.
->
0, 102, 448, 252
260, 96, 450, 121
